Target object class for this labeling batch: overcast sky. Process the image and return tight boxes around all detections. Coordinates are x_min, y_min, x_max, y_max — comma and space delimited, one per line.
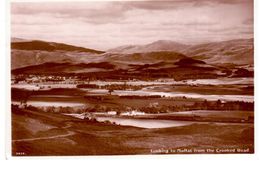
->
11, 0, 253, 50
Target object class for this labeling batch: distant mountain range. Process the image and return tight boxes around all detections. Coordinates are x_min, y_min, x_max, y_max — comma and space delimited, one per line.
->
11, 37, 254, 80
108, 39, 254, 65
183, 38, 254, 65
108, 40, 189, 54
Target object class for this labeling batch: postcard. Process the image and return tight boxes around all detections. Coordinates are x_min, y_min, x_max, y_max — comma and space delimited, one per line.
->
10, 0, 254, 156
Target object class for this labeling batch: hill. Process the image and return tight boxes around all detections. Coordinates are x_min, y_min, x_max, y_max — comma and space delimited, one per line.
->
108, 38, 254, 66
12, 40, 104, 54
183, 39, 253, 65
12, 62, 116, 74
108, 40, 189, 54
11, 39, 105, 69
104, 51, 188, 64
11, 38, 254, 79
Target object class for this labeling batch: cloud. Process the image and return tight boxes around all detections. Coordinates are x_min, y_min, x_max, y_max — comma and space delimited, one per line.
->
12, 0, 253, 25
11, 1, 254, 50
211, 0, 252, 4
12, 2, 126, 23
122, 0, 252, 10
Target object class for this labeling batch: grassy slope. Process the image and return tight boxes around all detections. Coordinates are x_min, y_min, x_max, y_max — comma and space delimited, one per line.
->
11, 40, 104, 54
183, 39, 253, 65
12, 108, 254, 156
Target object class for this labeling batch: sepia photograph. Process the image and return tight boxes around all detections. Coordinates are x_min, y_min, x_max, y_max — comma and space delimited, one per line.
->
10, 0, 254, 156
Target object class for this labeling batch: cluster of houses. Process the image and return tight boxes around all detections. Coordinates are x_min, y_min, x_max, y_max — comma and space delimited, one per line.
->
11, 74, 79, 85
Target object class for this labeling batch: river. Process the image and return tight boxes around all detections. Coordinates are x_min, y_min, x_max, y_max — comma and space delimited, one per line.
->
64, 113, 200, 128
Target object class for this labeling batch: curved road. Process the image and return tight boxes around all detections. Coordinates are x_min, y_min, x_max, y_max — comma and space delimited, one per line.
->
12, 122, 75, 143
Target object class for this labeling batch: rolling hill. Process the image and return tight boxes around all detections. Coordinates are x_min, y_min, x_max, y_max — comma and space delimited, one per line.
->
11, 39, 104, 53
12, 62, 116, 74
183, 39, 254, 65
104, 51, 188, 64
12, 57, 225, 81
11, 38, 105, 69
108, 40, 189, 54
108, 38, 254, 66
11, 38, 254, 79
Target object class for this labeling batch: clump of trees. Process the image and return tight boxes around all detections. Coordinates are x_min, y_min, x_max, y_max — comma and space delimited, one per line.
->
191, 100, 254, 111
12, 97, 254, 116
76, 83, 144, 91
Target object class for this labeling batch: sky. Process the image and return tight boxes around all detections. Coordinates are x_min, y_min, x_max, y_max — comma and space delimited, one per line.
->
11, 0, 253, 50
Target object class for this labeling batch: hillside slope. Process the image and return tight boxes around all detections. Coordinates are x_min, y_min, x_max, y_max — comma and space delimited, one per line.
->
11, 39, 105, 69
183, 39, 253, 65
108, 40, 189, 54
12, 40, 104, 54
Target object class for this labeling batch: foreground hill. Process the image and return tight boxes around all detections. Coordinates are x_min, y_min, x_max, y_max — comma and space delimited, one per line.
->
12, 107, 254, 155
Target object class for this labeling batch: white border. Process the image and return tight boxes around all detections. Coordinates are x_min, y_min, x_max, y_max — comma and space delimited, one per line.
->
1, 0, 260, 168
6, 0, 11, 161
0, 0, 7, 162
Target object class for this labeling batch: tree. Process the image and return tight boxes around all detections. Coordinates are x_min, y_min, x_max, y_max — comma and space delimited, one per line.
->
108, 88, 114, 95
